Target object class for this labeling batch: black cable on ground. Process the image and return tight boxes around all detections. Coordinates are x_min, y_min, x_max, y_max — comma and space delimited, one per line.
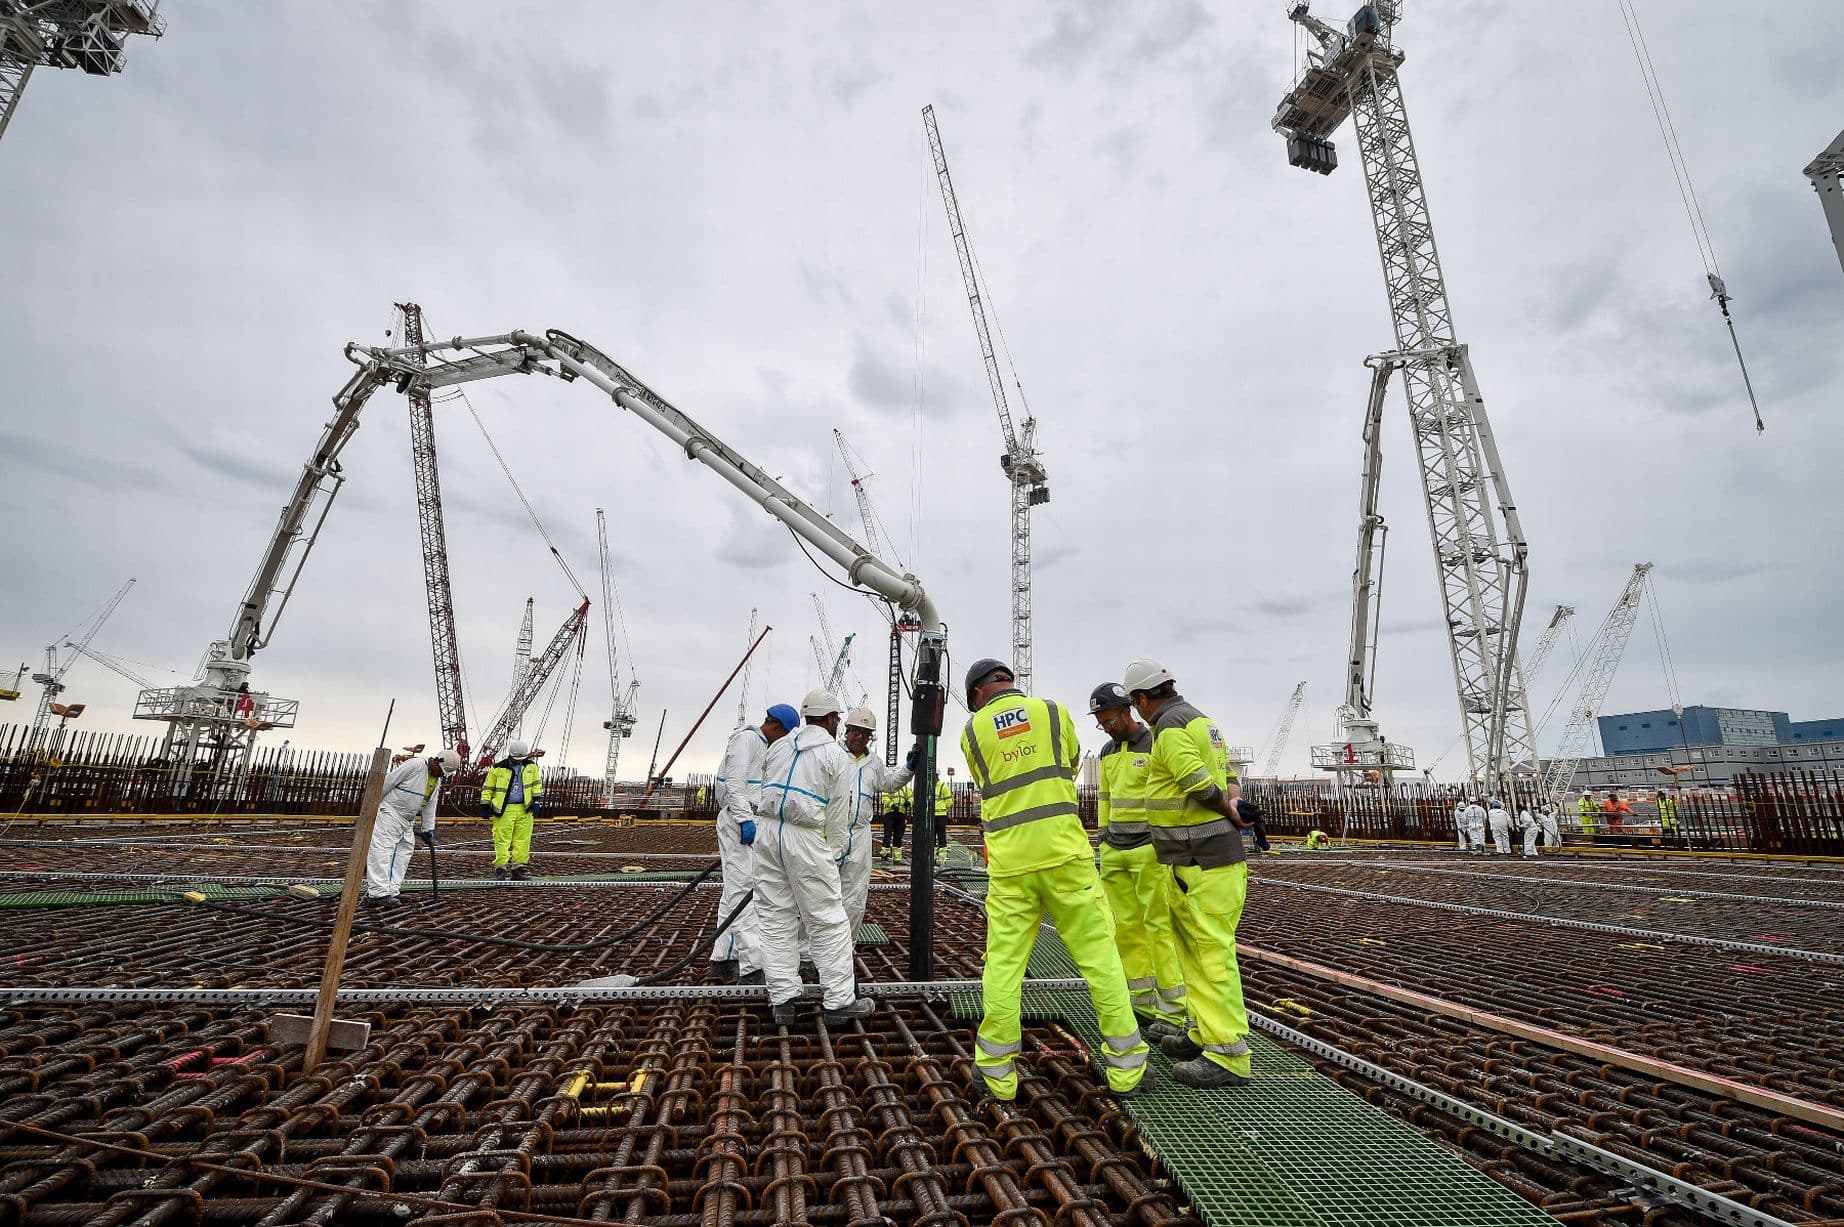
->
632, 888, 753, 985
180, 858, 723, 954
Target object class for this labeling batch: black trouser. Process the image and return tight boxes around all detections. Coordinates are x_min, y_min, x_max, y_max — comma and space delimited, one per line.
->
883, 808, 907, 852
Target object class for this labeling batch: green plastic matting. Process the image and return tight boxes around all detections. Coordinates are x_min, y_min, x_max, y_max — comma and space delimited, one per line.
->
0, 870, 708, 908
955, 930, 1555, 1227
855, 922, 889, 946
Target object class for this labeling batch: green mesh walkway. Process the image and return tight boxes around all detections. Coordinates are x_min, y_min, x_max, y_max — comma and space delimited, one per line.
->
0, 870, 707, 908
854, 922, 889, 946
953, 930, 1554, 1227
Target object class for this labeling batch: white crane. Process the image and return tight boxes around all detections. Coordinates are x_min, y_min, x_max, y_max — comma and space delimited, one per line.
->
510, 596, 534, 738
1258, 682, 1307, 780
1523, 604, 1576, 683
1809, 128, 1844, 278
733, 606, 759, 728
924, 104, 1049, 693
595, 508, 639, 805
0, 0, 162, 143
28, 578, 134, 753
58, 640, 152, 690
1275, 3, 1535, 794
835, 429, 917, 764
1542, 564, 1654, 803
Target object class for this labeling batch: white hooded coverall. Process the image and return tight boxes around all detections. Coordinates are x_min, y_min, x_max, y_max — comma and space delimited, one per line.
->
754, 724, 859, 1009
712, 726, 769, 974
1540, 807, 1562, 849
1452, 804, 1468, 850
1488, 803, 1513, 854
1517, 807, 1539, 856
1464, 802, 1488, 852
841, 752, 912, 936
365, 758, 442, 899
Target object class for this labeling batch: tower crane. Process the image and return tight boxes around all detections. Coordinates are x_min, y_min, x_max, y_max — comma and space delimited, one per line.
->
0, 0, 162, 144
1275, 2, 1535, 794
510, 596, 534, 738
1808, 128, 1844, 278
924, 104, 1049, 693
474, 599, 590, 765
835, 428, 919, 764
1523, 604, 1576, 683
595, 508, 639, 804
733, 607, 759, 728
1542, 564, 1654, 804
59, 640, 152, 689
28, 577, 133, 753
398, 303, 471, 760
1258, 682, 1307, 780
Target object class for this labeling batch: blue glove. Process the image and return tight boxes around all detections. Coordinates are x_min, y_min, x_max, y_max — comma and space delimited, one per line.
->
420, 828, 436, 849
739, 819, 756, 846
905, 746, 920, 772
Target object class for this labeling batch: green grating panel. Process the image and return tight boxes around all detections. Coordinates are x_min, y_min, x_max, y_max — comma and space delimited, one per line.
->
0, 884, 341, 908
855, 922, 889, 946
951, 964, 1553, 1227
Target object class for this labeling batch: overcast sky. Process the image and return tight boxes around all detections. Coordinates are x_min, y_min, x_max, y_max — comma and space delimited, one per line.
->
2, 1, 1838, 782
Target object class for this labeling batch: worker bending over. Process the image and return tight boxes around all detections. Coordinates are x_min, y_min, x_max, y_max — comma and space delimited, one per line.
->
365, 747, 459, 907
1306, 829, 1331, 849
1125, 657, 1254, 1089
963, 660, 1146, 1099
480, 740, 542, 880
710, 704, 799, 984
839, 707, 913, 936
755, 690, 874, 1025
1090, 682, 1188, 1040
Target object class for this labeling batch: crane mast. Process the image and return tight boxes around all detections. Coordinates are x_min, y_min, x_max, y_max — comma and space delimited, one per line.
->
1809, 128, 1844, 278
734, 607, 759, 728
510, 596, 534, 737
595, 508, 638, 805
1275, 2, 1534, 793
399, 302, 471, 760
924, 104, 1048, 692
0, 0, 163, 144
1542, 564, 1653, 803
1259, 682, 1307, 779
28, 577, 134, 752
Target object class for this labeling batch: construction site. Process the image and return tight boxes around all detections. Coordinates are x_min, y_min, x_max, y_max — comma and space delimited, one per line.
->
3, 2, 1842, 1225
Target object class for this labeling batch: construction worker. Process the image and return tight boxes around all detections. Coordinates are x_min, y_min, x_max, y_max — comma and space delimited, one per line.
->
755, 689, 874, 1025
932, 774, 954, 849
1124, 656, 1252, 1090
695, 784, 709, 808
1090, 682, 1187, 1040
839, 707, 913, 935
365, 747, 460, 907
1463, 796, 1488, 852
963, 660, 1146, 1099
883, 784, 911, 861
1487, 798, 1512, 854
1655, 789, 1681, 846
1578, 790, 1598, 837
1602, 791, 1634, 832
1306, 828, 1331, 849
1516, 798, 1539, 857
1452, 797, 1468, 850
1540, 800, 1562, 850
480, 740, 542, 880
710, 704, 799, 985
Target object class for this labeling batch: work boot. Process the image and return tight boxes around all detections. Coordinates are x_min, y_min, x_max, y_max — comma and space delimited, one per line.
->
708, 959, 738, 985
771, 1002, 798, 1026
822, 997, 876, 1024
509, 864, 530, 882
492, 866, 509, 881
1171, 1057, 1251, 1089
1158, 1033, 1203, 1061
738, 969, 765, 985
1114, 1065, 1155, 1100
1143, 1019, 1186, 1044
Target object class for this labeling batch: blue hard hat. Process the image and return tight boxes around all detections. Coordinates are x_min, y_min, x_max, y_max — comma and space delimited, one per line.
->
765, 704, 801, 732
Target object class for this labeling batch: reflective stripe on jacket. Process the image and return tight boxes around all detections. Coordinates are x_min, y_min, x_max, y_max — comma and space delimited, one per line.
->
960, 689, 1089, 878
1097, 725, 1155, 851
1143, 696, 1244, 869
481, 760, 542, 816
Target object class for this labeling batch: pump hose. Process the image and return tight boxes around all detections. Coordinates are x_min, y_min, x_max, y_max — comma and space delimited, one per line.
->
181, 858, 727, 955
629, 886, 754, 985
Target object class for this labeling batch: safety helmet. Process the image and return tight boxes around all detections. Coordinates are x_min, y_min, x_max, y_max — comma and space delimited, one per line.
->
433, 748, 461, 772
1088, 681, 1131, 713
1122, 657, 1174, 695
964, 658, 1013, 701
506, 739, 531, 759
801, 689, 844, 719
844, 707, 878, 731
765, 704, 801, 732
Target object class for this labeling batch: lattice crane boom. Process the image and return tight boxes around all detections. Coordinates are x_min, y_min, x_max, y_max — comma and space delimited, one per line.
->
59, 640, 152, 690
734, 607, 759, 728
1259, 682, 1308, 779
29, 577, 134, 745
475, 599, 589, 765
510, 596, 534, 738
1275, 2, 1535, 792
596, 508, 638, 803
833, 430, 886, 560
1524, 604, 1575, 681
924, 103, 1048, 692
1542, 564, 1653, 803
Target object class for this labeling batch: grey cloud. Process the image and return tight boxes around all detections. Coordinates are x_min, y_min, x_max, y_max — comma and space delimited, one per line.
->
846, 336, 914, 415
1127, 0, 1210, 61
176, 438, 289, 490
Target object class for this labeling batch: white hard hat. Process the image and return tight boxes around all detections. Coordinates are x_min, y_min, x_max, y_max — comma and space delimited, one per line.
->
1122, 657, 1174, 695
506, 739, 531, 759
434, 748, 461, 772
844, 706, 878, 731
801, 689, 844, 719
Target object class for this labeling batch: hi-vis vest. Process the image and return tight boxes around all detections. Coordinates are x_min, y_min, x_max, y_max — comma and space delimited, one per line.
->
1144, 697, 1245, 869
960, 689, 1090, 877
1098, 725, 1155, 851
481, 760, 542, 815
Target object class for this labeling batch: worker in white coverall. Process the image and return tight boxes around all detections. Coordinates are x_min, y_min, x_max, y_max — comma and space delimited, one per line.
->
364, 748, 460, 907
1540, 802, 1562, 850
1517, 801, 1539, 857
1464, 798, 1488, 852
1452, 800, 1468, 850
1488, 799, 1513, 854
755, 689, 875, 1025
838, 707, 914, 937
709, 703, 800, 985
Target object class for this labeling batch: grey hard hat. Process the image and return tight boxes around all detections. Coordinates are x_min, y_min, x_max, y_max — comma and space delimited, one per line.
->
964, 658, 1014, 701
1088, 682, 1132, 713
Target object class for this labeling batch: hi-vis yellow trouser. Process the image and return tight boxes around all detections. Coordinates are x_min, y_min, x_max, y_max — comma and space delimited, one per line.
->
1166, 861, 1251, 1076
1097, 842, 1186, 1027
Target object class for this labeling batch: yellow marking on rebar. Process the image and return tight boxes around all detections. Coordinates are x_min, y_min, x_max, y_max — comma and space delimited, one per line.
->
1617, 942, 1667, 951
1662, 897, 1694, 903
1358, 937, 1387, 947
180, 891, 208, 903
560, 1070, 591, 1100
1270, 998, 1313, 1017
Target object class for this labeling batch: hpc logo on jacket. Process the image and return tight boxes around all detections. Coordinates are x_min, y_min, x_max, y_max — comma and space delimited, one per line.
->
994, 708, 1033, 739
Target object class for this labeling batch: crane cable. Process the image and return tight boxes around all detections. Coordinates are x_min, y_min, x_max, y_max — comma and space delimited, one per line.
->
1615, 0, 1763, 434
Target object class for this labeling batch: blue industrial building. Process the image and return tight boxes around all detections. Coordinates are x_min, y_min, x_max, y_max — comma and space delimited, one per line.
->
1578, 705, 1844, 788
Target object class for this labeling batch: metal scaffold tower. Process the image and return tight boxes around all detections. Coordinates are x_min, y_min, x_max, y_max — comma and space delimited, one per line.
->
398, 302, 471, 761
924, 104, 1049, 693
1275, 2, 1535, 793
0, 0, 162, 144
1542, 563, 1653, 803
